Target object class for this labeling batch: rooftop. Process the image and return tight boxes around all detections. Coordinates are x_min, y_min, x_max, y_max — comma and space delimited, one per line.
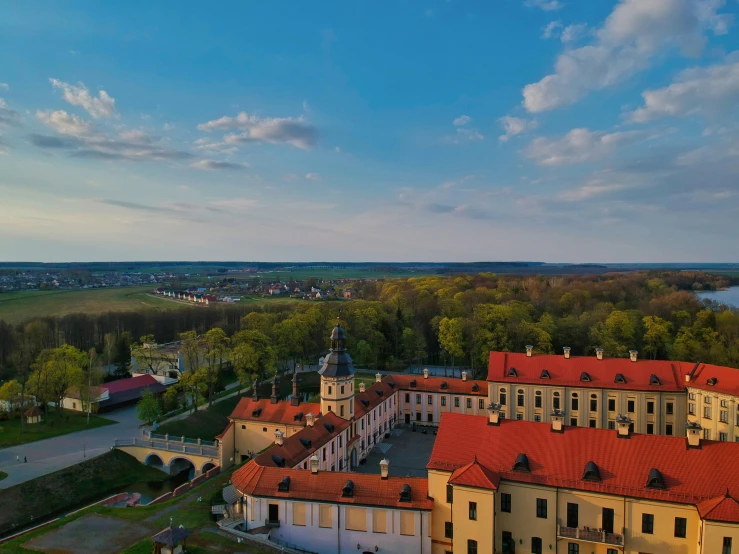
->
687, 362, 739, 397
229, 397, 320, 426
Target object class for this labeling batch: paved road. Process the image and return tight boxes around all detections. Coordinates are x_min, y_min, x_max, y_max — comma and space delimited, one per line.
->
0, 406, 143, 489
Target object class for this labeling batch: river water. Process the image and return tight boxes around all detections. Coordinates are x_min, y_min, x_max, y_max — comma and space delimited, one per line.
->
696, 286, 739, 308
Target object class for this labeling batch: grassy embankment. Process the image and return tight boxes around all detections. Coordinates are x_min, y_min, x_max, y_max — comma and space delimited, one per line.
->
0, 410, 116, 448
0, 450, 167, 537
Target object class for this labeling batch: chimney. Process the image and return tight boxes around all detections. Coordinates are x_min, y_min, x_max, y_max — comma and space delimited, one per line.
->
291, 372, 300, 407
310, 455, 320, 474
379, 458, 389, 480
306, 412, 315, 427
274, 430, 284, 446
359, 382, 366, 393
461, 371, 467, 382
375, 373, 382, 383
629, 350, 638, 363
550, 409, 565, 433
423, 368, 429, 379
270, 378, 279, 404
487, 403, 502, 426
563, 346, 571, 360
615, 415, 632, 438
684, 373, 691, 383
252, 380, 260, 401
525, 345, 534, 357
686, 421, 702, 449
595, 348, 604, 361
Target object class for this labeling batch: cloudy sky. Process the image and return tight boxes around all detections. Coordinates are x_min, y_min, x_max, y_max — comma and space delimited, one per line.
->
2, 0, 739, 263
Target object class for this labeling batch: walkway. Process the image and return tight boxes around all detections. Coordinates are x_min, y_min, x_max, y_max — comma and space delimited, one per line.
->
0, 406, 141, 489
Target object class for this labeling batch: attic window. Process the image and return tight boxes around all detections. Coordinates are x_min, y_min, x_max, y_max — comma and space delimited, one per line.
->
399, 484, 412, 502
324, 423, 335, 433
272, 456, 285, 468
649, 375, 660, 386
614, 373, 627, 384
293, 412, 304, 422
440, 381, 448, 390
507, 367, 518, 378
299, 438, 312, 449
342, 480, 355, 498
580, 372, 591, 383
252, 408, 263, 418
278, 476, 290, 492
471, 383, 479, 392
388, 381, 395, 388
361, 399, 369, 407
410, 380, 417, 388
581, 461, 601, 482
707, 377, 718, 386
512, 453, 530, 473
375, 389, 384, 397
540, 369, 551, 379
645, 468, 666, 490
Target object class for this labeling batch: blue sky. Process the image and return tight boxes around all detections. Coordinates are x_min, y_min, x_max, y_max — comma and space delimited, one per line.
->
2, 0, 739, 263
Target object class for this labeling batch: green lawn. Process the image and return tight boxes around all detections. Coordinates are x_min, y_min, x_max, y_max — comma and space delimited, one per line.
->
0, 286, 179, 324
0, 471, 7, 482
0, 410, 117, 448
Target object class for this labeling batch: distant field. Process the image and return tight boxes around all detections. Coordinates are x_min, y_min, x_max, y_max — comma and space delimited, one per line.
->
0, 286, 178, 324
244, 268, 422, 281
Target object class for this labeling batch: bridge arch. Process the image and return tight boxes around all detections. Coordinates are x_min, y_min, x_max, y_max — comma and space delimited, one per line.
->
169, 456, 196, 478
144, 453, 165, 471
201, 461, 217, 474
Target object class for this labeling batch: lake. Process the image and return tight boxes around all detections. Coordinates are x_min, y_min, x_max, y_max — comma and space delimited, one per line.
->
696, 286, 739, 308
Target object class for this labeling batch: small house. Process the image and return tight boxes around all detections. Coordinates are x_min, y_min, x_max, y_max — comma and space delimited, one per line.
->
151, 525, 191, 554
25, 407, 42, 424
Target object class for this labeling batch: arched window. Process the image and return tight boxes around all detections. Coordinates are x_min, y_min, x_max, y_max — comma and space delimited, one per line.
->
517, 389, 525, 407
535, 390, 543, 408
500, 388, 507, 406
553, 391, 561, 410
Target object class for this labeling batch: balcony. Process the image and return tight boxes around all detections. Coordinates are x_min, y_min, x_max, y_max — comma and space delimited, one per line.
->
557, 525, 624, 546
265, 518, 281, 529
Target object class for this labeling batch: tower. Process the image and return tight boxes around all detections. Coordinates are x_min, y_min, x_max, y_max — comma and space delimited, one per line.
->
318, 322, 356, 420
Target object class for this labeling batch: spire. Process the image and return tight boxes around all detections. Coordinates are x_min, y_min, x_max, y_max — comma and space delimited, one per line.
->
270, 378, 278, 404
252, 380, 260, 401
291, 369, 300, 406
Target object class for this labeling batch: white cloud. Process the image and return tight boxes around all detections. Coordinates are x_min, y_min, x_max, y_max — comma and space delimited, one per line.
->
628, 58, 739, 122
118, 129, 152, 144
542, 21, 562, 39
36, 109, 93, 137
446, 128, 484, 143
197, 112, 318, 149
193, 137, 238, 155
0, 98, 19, 126
498, 116, 538, 143
453, 115, 472, 126
561, 23, 588, 43
524, 127, 652, 165
523, 0, 732, 112
0, 83, 9, 91
305, 173, 321, 181
191, 159, 250, 171
558, 180, 629, 201
525, 0, 563, 12
163, 123, 174, 131
49, 78, 116, 119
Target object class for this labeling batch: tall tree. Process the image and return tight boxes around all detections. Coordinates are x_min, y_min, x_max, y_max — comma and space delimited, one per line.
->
642, 316, 672, 360
202, 327, 230, 406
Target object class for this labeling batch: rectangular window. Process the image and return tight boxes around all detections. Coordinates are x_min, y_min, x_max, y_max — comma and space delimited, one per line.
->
689, 403, 695, 415
532, 537, 543, 554
455, 397, 460, 408
345, 507, 367, 531
666, 402, 674, 415
405, 393, 410, 403
500, 391, 507, 405
567, 544, 579, 554
441, 396, 447, 407
500, 493, 511, 513
518, 393, 524, 407
589, 419, 596, 428
721, 432, 728, 442
534, 414, 541, 422
467, 540, 478, 554
608, 398, 616, 412
603, 508, 614, 534
399, 511, 415, 536
535, 394, 542, 408
553, 396, 560, 410
416, 394, 421, 405
536, 498, 547, 519
607, 550, 618, 554
721, 410, 729, 423
571, 397, 579, 411
647, 401, 654, 414
372, 509, 387, 533
319, 505, 332, 528
341, 385, 345, 395
517, 413, 524, 420
479, 399, 484, 409
666, 423, 673, 436
446, 484, 453, 503
608, 420, 615, 430
647, 423, 654, 434
590, 399, 597, 412
566, 503, 578, 528
705, 406, 712, 419
444, 521, 453, 538
428, 395, 432, 405
722, 399, 729, 408
642, 513, 654, 534
706, 397, 712, 404
570, 417, 577, 427
469, 501, 477, 520
674, 517, 687, 538
292, 502, 306, 526
627, 400, 635, 413
467, 398, 472, 409
724, 537, 732, 554
689, 393, 696, 400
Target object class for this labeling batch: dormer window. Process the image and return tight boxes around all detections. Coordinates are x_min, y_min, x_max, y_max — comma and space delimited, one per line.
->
580, 372, 591, 383
299, 438, 312, 449
324, 423, 335, 433
649, 374, 660, 386
272, 455, 285, 468
375, 389, 384, 397
399, 484, 412, 502
471, 383, 479, 392
361, 399, 369, 407
581, 461, 601, 482
410, 380, 417, 388
388, 381, 395, 388
278, 476, 290, 492
645, 468, 666, 490
440, 381, 448, 390
540, 369, 551, 379
293, 412, 304, 422
707, 377, 718, 386
507, 367, 518, 378
342, 480, 355, 498
614, 373, 627, 384
252, 408, 263, 417
512, 453, 530, 473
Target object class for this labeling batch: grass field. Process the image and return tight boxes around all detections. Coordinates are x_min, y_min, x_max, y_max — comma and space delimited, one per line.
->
0, 410, 116, 448
0, 286, 179, 325
0, 471, 6, 482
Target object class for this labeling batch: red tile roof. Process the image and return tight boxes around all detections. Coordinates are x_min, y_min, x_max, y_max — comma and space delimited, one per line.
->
233, 460, 433, 510
449, 459, 499, 490
429, 413, 739, 515
697, 493, 739, 522
104, 374, 160, 395
229, 397, 320, 426
391, 374, 487, 396
686, 362, 739, 397
354, 379, 397, 418
254, 411, 351, 469
488, 351, 687, 392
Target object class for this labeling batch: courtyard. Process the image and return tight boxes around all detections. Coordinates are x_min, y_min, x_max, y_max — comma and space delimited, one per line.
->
355, 423, 437, 478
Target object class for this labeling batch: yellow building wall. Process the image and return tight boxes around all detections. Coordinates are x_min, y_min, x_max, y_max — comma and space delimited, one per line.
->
495, 482, 557, 554
428, 469, 453, 554
623, 499, 699, 554
703, 520, 739, 554
219, 421, 235, 470
450, 485, 495, 554
233, 420, 304, 459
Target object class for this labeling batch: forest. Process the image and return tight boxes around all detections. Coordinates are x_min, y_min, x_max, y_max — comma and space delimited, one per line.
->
1, 271, 739, 402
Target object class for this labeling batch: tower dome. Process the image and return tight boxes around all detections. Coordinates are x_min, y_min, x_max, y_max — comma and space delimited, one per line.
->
319, 321, 355, 420
319, 323, 355, 378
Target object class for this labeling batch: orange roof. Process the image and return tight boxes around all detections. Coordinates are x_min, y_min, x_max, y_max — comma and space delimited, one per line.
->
229, 397, 320, 426
429, 413, 739, 516
449, 459, 499, 490
686, 362, 739, 397
354, 379, 397, 418
254, 411, 350, 469
488, 351, 687, 392
391, 374, 487, 396
233, 460, 433, 510
697, 493, 739, 522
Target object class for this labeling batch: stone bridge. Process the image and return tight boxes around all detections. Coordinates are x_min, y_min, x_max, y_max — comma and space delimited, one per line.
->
115, 435, 221, 476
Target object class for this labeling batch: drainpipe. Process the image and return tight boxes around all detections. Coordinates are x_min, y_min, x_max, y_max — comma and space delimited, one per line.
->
337, 503, 341, 554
